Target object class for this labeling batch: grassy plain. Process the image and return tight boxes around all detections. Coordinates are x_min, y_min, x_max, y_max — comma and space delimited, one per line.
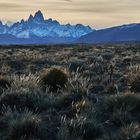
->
0, 43, 139, 140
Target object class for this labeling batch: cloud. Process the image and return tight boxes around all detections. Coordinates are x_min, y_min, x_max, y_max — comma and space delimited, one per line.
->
63, 0, 72, 1
0, 0, 140, 28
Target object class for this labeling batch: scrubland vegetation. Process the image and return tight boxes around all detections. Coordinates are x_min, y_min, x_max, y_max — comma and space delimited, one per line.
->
0, 43, 139, 140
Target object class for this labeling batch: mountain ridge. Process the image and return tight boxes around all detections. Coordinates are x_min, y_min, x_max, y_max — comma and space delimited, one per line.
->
0, 10, 140, 44
0, 10, 93, 40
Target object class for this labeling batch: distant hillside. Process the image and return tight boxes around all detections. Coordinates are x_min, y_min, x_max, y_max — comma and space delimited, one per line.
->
77, 23, 140, 44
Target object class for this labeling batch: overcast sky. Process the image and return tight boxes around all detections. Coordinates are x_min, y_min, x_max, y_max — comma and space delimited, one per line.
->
0, 0, 140, 29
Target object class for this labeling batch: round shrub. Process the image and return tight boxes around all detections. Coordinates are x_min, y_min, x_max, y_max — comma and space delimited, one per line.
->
39, 67, 69, 92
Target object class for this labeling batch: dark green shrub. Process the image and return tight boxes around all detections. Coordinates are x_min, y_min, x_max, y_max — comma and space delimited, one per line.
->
39, 67, 68, 92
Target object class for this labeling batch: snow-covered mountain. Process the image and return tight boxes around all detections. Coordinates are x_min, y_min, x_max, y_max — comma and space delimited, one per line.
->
0, 21, 8, 34
1, 10, 140, 44
0, 10, 93, 39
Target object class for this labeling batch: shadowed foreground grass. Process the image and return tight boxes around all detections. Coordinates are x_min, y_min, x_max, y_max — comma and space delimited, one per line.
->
0, 43, 139, 140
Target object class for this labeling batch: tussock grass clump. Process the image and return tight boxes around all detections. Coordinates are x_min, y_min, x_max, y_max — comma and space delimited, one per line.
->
39, 67, 69, 92
7, 111, 45, 140
0, 63, 11, 75
0, 84, 54, 114
68, 60, 87, 72
101, 93, 140, 126
70, 99, 94, 118
55, 92, 84, 109
0, 76, 11, 93
56, 95, 91, 117
0, 92, 35, 113
54, 92, 84, 118
68, 71, 91, 96
130, 73, 140, 93
81, 120, 103, 140
0, 109, 14, 138
12, 74, 39, 90
127, 66, 140, 93
104, 93, 140, 113
58, 117, 103, 140
111, 109, 132, 126
119, 123, 140, 140
53, 70, 93, 117
102, 123, 140, 140
78, 120, 102, 140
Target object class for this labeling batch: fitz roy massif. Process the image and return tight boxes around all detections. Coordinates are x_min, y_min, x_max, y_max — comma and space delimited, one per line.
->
0, 10, 140, 44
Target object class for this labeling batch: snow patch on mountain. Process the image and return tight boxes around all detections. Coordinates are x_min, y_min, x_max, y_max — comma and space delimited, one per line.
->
0, 10, 94, 39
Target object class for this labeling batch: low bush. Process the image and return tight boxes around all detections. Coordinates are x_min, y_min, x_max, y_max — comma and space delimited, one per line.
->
39, 67, 69, 92
7, 111, 45, 140
0, 92, 34, 113
0, 76, 11, 94
68, 118, 102, 140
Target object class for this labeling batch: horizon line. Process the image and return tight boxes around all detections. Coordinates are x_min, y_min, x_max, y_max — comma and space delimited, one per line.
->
0, 10, 140, 30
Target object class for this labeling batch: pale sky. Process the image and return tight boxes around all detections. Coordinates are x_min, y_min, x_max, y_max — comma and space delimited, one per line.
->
0, 0, 140, 29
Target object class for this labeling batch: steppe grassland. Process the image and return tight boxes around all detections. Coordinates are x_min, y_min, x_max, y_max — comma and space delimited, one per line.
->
0, 44, 139, 140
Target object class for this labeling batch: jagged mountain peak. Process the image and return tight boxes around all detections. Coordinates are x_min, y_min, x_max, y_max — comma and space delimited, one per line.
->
21, 19, 25, 24
27, 11, 45, 23
28, 15, 34, 22
76, 24, 84, 27
0, 10, 94, 40
34, 10, 44, 21
48, 18, 53, 21
45, 18, 60, 25
0, 21, 3, 26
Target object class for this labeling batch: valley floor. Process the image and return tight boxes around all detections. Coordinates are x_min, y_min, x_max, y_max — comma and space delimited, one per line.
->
0, 43, 140, 140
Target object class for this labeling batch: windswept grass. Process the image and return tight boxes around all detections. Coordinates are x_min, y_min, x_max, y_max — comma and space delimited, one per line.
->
0, 43, 139, 140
